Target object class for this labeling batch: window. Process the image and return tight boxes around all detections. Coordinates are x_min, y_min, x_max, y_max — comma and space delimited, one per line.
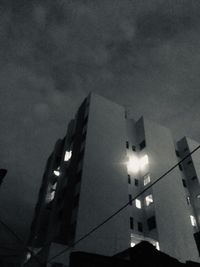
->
128, 175, 131, 184
135, 199, 141, 209
178, 164, 183, 171
130, 217, 134, 229
145, 194, 153, 206
130, 242, 135, 247
192, 176, 197, 181
134, 179, 138, 186
129, 194, 133, 205
64, 151, 72, 161
126, 141, 129, 149
132, 145, 136, 151
186, 196, 190, 205
53, 170, 60, 177
184, 147, 188, 152
190, 215, 197, 227
138, 222, 143, 232
139, 140, 146, 150
182, 179, 187, 188
147, 216, 156, 230
144, 173, 151, 186
196, 194, 200, 199
175, 150, 180, 157
187, 160, 192, 165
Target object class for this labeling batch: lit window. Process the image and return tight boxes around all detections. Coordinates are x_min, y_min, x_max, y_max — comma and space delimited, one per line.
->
130, 242, 135, 247
127, 156, 140, 173
135, 199, 141, 209
155, 242, 160, 251
53, 170, 60, 176
140, 155, 149, 170
50, 191, 55, 201
64, 150, 72, 161
26, 252, 31, 261
144, 173, 151, 186
145, 194, 153, 206
197, 194, 200, 199
190, 215, 197, 227
127, 154, 149, 174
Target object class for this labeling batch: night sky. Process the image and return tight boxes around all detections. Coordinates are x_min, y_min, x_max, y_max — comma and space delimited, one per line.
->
1, 0, 200, 248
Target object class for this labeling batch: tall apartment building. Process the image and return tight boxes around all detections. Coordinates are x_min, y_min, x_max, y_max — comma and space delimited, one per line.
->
27, 93, 200, 265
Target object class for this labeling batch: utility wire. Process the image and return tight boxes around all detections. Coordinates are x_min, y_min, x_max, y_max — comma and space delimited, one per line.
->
47, 144, 200, 263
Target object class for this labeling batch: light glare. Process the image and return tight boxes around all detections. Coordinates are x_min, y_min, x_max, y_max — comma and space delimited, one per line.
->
127, 156, 140, 173
127, 154, 149, 174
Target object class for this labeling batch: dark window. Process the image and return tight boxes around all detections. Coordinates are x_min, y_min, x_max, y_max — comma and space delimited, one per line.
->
83, 116, 88, 126
130, 217, 134, 229
129, 194, 132, 205
194, 232, 200, 256
128, 175, 131, 184
187, 160, 192, 165
132, 145, 136, 151
138, 222, 143, 232
134, 179, 139, 186
182, 179, 187, 188
184, 147, 188, 152
139, 140, 146, 150
126, 141, 129, 149
147, 216, 156, 230
175, 150, 180, 157
178, 163, 183, 171
192, 176, 197, 181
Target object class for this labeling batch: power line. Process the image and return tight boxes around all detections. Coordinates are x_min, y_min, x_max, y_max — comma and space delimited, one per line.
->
47, 144, 200, 263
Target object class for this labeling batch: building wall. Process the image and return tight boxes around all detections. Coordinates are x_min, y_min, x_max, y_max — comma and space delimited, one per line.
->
142, 119, 199, 262
74, 94, 130, 255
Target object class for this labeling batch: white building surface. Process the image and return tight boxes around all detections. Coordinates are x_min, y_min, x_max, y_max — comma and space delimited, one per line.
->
27, 93, 200, 266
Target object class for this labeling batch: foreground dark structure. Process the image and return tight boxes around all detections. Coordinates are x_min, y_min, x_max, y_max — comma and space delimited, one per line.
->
70, 241, 200, 267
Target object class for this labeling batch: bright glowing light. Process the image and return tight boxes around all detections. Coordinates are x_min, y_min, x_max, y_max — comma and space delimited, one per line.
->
53, 170, 60, 176
127, 154, 149, 174
144, 173, 151, 186
190, 215, 197, 227
145, 194, 153, 206
130, 242, 135, 247
135, 199, 141, 209
127, 156, 140, 173
64, 150, 72, 161
140, 155, 149, 170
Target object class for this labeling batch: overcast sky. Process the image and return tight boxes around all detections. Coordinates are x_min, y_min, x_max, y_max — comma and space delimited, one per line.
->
1, 0, 200, 248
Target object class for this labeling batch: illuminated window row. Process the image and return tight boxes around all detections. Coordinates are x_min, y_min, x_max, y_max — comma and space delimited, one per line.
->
133, 194, 154, 209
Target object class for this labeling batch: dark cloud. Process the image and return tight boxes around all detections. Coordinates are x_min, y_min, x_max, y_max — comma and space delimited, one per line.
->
1, 0, 200, 249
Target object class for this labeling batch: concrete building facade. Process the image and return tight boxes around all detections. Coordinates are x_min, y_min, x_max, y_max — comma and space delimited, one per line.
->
27, 93, 200, 266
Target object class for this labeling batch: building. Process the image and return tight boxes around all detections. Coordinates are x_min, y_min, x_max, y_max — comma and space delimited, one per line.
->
26, 93, 200, 266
